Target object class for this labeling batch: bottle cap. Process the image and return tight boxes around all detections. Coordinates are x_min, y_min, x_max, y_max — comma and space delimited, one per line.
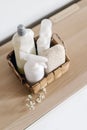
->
41, 19, 52, 29
17, 24, 26, 36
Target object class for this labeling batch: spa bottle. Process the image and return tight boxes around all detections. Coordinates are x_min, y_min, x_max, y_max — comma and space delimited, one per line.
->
39, 19, 52, 38
24, 54, 47, 84
37, 19, 52, 55
12, 24, 36, 74
24, 62, 46, 84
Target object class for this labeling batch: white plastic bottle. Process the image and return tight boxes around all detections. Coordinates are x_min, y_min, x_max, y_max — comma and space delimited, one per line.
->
12, 24, 36, 74
37, 36, 51, 55
24, 61, 47, 84
39, 19, 52, 38
37, 19, 52, 55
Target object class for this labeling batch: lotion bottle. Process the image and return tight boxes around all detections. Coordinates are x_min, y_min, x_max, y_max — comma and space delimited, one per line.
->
24, 61, 47, 84
37, 19, 52, 55
12, 24, 36, 74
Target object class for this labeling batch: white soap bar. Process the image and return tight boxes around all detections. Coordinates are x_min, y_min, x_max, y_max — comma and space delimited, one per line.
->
40, 44, 65, 74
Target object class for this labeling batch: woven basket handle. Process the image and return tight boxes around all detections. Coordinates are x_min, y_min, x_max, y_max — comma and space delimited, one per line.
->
51, 33, 66, 52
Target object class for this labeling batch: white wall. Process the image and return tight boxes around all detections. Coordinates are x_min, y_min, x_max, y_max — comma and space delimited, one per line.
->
0, 0, 73, 42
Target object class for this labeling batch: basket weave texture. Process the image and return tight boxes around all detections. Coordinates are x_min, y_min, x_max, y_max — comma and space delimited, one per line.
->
7, 36, 70, 94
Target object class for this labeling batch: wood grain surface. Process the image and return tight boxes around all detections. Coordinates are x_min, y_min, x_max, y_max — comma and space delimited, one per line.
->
0, 0, 87, 130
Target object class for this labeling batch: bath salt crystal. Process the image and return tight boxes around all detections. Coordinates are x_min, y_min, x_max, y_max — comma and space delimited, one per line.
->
40, 44, 65, 74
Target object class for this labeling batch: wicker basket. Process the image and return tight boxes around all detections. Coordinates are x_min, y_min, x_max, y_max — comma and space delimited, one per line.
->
7, 34, 70, 94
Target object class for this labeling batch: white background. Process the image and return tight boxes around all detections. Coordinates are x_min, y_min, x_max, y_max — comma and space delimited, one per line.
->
0, 0, 72, 42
